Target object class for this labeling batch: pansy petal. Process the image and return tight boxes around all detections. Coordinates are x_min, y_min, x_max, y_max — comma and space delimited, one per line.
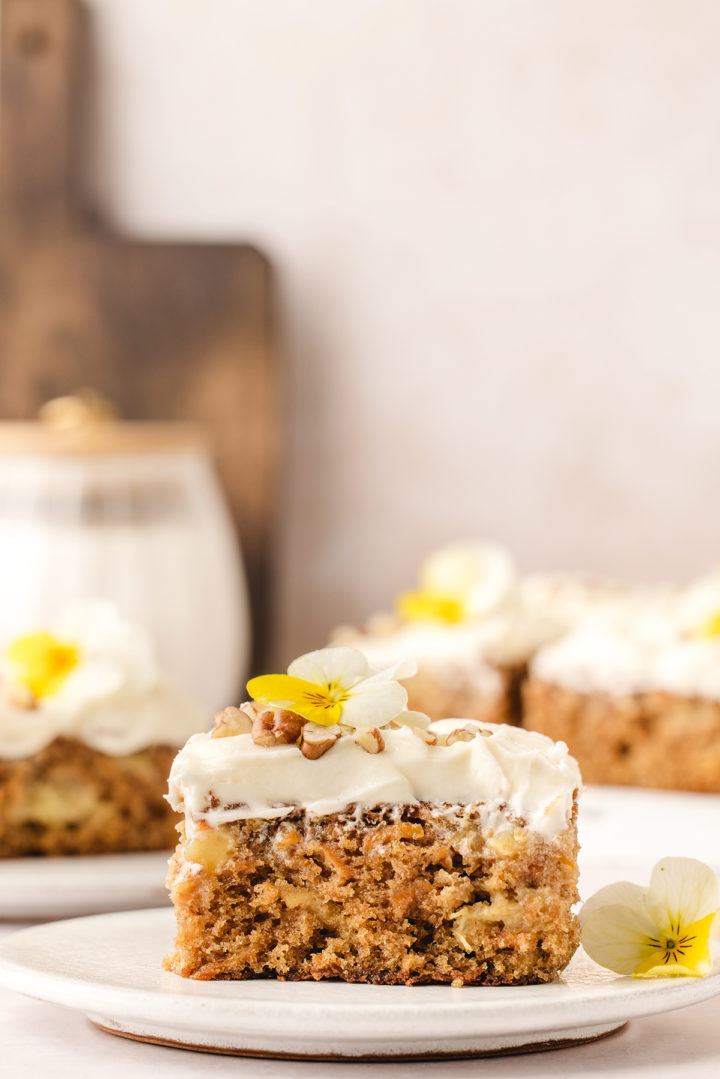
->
633, 913, 716, 978
341, 679, 408, 730
247, 673, 342, 726
296, 701, 343, 726
247, 674, 318, 707
288, 647, 370, 689
396, 591, 465, 624
390, 710, 431, 730
580, 881, 647, 926
644, 858, 720, 930
366, 658, 417, 683
582, 902, 658, 975
419, 542, 515, 615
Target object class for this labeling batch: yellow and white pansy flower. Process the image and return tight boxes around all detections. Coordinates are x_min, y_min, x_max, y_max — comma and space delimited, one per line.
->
674, 568, 720, 638
396, 541, 516, 625
581, 857, 719, 978
247, 646, 418, 730
3, 601, 157, 712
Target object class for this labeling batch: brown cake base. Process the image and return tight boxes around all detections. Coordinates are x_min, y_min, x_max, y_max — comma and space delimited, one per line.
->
166, 801, 579, 985
403, 663, 524, 726
0, 736, 178, 857
523, 679, 720, 792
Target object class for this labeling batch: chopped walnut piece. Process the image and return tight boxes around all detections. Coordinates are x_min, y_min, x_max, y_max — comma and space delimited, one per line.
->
300, 723, 341, 760
354, 727, 385, 754
212, 706, 253, 738
446, 728, 475, 746
251, 708, 306, 747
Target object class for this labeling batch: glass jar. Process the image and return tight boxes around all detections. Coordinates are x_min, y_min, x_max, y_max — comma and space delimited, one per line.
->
0, 411, 249, 713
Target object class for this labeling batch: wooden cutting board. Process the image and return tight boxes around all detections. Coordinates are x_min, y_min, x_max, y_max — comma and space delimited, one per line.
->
0, 0, 279, 668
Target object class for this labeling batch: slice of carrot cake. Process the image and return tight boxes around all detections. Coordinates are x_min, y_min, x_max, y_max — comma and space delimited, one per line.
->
523, 575, 720, 791
166, 645, 581, 986
332, 542, 558, 726
0, 600, 204, 856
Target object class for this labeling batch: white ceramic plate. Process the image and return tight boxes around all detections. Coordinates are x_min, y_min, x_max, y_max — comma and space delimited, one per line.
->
0, 852, 171, 920
0, 908, 719, 1060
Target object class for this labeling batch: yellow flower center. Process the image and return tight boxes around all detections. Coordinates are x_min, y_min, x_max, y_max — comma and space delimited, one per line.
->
396, 590, 465, 624
247, 674, 349, 726
633, 913, 717, 977
6, 632, 80, 699
697, 612, 720, 638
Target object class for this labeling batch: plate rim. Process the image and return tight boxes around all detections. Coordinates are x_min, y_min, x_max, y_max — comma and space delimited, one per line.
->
0, 850, 172, 919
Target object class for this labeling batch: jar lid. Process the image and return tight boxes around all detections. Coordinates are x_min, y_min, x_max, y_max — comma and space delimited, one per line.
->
0, 393, 210, 456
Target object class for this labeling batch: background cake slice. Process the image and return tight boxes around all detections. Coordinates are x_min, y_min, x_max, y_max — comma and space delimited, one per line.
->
524, 579, 720, 792
0, 600, 204, 856
331, 542, 561, 726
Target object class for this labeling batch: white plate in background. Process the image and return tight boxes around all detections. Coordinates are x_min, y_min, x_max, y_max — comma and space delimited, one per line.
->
578, 786, 720, 896
0, 851, 171, 921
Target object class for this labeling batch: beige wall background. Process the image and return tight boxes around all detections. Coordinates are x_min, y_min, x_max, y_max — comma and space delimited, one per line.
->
82, 0, 720, 660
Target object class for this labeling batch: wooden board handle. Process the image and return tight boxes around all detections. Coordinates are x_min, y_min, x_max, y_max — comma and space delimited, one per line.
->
0, 0, 80, 231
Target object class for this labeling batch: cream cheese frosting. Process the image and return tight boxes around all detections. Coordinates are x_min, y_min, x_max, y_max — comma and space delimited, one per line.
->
341, 611, 567, 691
531, 606, 720, 700
345, 622, 507, 694
338, 570, 640, 686
0, 601, 205, 759
167, 720, 581, 841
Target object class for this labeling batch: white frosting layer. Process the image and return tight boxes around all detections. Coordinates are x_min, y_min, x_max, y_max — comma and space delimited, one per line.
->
531, 612, 720, 700
167, 720, 581, 841
519, 573, 638, 626
344, 612, 564, 694
348, 622, 506, 695
0, 602, 205, 759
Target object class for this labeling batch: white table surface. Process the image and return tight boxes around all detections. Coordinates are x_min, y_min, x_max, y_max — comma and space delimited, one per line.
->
3, 786, 720, 1076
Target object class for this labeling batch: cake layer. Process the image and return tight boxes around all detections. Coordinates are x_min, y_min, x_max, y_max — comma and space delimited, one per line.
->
401, 663, 522, 726
0, 736, 178, 856
165, 802, 580, 985
168, 720, 581, 841
523, 679, 720, 792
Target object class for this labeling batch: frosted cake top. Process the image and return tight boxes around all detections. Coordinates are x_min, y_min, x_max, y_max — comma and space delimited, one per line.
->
0, 601, 204, 758
168, 645, 581, 840
531, 572, 720, 700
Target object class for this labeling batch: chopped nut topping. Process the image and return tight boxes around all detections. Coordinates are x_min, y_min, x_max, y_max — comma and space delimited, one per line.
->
211, 705, 253, 738
446, 728, 475, 746
300, 723, 341, 760
251, 708, 306, 747
354, 727, 385, 754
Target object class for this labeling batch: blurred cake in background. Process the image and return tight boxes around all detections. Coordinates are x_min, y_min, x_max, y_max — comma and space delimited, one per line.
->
332, 542, 561, 725
517, 571, 638, 630
0, 401, 250, 719
523, 571, 720, 792
0, 600, 205, 856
